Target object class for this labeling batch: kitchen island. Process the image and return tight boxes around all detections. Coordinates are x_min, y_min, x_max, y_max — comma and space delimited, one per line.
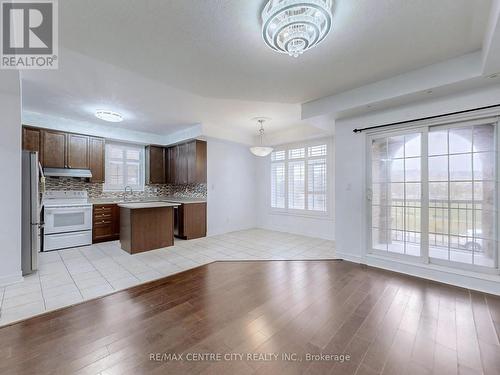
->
118, 202, 179, 254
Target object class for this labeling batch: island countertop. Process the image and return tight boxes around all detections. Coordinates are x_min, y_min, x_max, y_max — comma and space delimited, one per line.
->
117, 202, 180, 209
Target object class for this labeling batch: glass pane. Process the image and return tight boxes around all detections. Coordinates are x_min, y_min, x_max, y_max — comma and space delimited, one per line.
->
107, 161, 123, 185
390, 206, 405, 230
429, 129, 448, 156
372, 160, 387, 183
449, 154, 472, 181
271, 163, 285, 208
126, 149, 140, 160
449, 127, 472, 154
371, 205, 387, 229
388, 230, 405, 253
371, 138, 387, 160
428, 155, 448, 181
388, 136, 405, 159
271, 150, 285, 161
474, 239, 495, 267
429, 182, 448, 203
474, 209, 495, 240
474, 181, 496, 212
289, 148, 305, 159
288, 161, 305, 209
473, 152, 495, 180
405, 157, 421, 182
389, 159, 404, 182
429, 207, 448, 234
450, 182, 473, 201
405, 183, 421, 206
308, 144, 327, 157
372, 228, 388, 251
473, 124, 495, 152
405, 207, 421, 232
389, 183, 404, 202
53, 212, 85, 227
405, 134, 421, 157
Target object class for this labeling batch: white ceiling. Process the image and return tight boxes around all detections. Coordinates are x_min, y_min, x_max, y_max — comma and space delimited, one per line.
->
21, 0, 495, 143
57, 0, 491, 103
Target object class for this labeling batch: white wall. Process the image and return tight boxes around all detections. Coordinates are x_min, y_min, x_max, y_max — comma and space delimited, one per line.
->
335, 84, 500, 294
206, 138, 257, 235
256, 137, 335, 241
0, 71, 22, 286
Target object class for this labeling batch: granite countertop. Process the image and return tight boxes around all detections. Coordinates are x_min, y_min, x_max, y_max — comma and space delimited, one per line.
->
90, 196, 207, 205
118, 201, 180, 209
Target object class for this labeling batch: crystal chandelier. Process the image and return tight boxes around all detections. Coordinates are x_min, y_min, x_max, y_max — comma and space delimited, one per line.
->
250, 118, 273, 157
261, 0, 333, 57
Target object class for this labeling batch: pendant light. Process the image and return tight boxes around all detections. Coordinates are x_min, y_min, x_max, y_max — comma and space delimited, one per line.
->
250, 118, 273, 157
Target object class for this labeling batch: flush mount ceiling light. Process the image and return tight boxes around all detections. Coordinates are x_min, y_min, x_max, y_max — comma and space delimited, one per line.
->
250, 117, 273, 157
262, 0, 333, 57
95, 110, 124, 123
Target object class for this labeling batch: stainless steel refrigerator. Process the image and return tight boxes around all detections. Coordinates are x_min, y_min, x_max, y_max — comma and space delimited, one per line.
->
22, 151, 41, 275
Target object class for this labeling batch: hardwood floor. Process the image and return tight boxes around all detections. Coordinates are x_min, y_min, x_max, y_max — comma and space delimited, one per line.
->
0, 260, 499, 375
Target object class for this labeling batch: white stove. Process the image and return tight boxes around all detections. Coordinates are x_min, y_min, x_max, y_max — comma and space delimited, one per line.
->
42, 191, 93, 251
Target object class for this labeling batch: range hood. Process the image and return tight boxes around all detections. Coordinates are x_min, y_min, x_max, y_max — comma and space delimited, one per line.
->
43, 168, 93, 178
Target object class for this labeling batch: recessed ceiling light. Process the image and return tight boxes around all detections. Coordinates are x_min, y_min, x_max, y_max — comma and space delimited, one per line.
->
425, 89, 433, 94
487, 73, 499, 79
95, 110, 123, 122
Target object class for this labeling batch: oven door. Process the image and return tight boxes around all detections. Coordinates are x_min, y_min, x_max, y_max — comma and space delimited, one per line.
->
44, 206, 92, 234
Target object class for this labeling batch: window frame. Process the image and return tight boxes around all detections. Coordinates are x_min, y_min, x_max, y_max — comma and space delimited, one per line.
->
269, 138, 333, 218
103, 141, 145, 192
365, 116, 499, 274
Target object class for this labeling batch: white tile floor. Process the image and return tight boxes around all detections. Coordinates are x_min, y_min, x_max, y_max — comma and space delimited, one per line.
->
0, 229, 335, 327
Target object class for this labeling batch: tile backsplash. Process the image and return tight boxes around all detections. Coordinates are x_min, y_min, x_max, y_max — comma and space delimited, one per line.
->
44, 177, 207, 200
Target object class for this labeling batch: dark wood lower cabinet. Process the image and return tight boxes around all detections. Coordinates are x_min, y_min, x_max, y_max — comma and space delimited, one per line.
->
174, 203, 207, 240
92, 204, 120, 243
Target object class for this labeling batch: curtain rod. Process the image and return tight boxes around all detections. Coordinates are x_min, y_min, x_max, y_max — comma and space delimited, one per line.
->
352, 103, 500, 133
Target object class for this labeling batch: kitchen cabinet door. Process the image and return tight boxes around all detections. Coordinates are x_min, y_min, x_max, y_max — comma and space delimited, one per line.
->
146, 145, 166, 184
41, 129, 66, 168
187, 140, 207, 183
166, 146, 176, 184
89, 137, 105, 183
67, 133, 89, 169
22, 127, 41, 155
175, 143, 188, 184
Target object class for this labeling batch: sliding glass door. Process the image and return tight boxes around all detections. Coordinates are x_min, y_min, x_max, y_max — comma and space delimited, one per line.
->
368, 120, 498, 271
370, 130, 424, 258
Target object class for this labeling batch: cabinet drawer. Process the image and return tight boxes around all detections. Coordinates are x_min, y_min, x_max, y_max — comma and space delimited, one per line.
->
94, 219, 112, 226
93, 224, 114, 239
94, 212, 112, 220
94, 206, 112, 213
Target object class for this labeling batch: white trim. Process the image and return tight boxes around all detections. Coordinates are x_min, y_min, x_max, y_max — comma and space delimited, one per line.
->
0, 272, 23, 288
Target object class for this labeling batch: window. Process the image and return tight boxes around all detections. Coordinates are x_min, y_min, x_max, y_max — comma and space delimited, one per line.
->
368, 120, 498, 271
270, 142, 329, 213
103, 142, 145, 191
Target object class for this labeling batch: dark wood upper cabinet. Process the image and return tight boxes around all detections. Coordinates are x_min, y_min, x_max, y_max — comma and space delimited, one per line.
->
187, 140, 207, 184
146, 145, 166, 184
89, 137, 105, 183
22, 127, 41, 154
166, 146, 176, 184
165, 140, 207, 185
67, 133, 89, 169
175, 143, 188, 184
41, 130, 66, 168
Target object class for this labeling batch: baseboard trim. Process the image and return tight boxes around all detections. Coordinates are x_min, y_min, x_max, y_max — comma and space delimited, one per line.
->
0, 273, 23, 288
335, 251, 500, 295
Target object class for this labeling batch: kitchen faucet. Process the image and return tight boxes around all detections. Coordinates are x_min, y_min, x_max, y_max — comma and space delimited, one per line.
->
123, 186, 133, 201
